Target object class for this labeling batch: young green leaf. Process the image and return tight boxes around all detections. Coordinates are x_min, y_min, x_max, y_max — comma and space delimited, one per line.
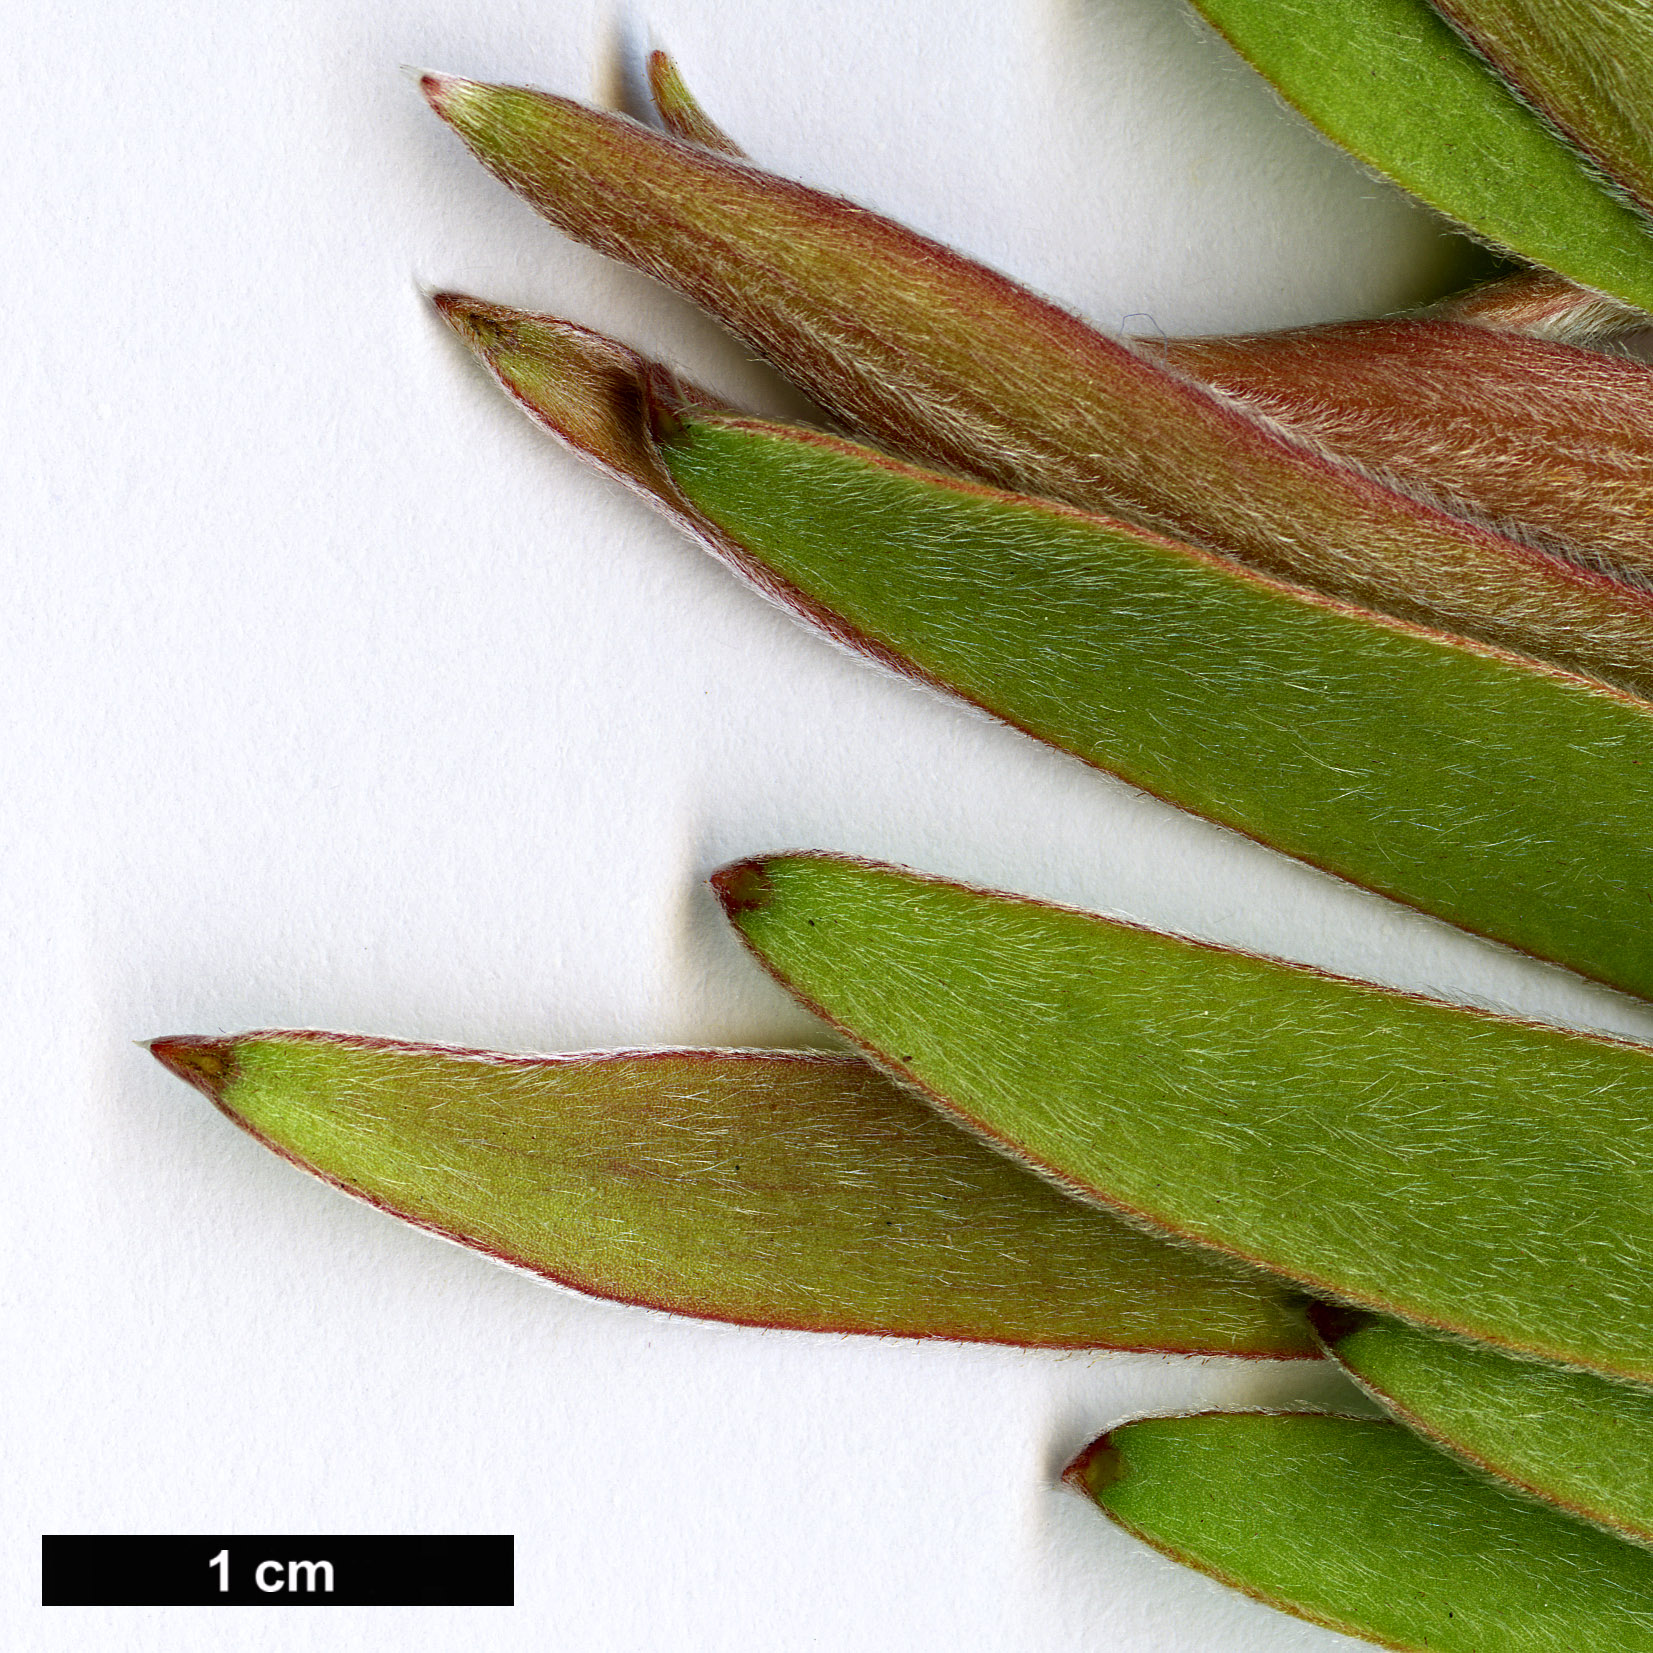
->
1185, 0, 1653, 311
147, 1031, 1315, 1353
640, 49, 1650, 350
1429, 0, 1653, 222
714, 852, 1653, 1383
1310, 1304, 1653, 1547
439, 296, 1653, 1000
1067, 1412, 1653, 1650
419, 77, 1653, 690
1161, 318, 1653, 582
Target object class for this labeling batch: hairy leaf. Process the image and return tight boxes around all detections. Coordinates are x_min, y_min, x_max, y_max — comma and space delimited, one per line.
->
635, 55, 1653, 583
1430, 0, 1653, 222
1185, 0, 1653, 310
1068, 1412, 1653, 1650
641, 51, 1649, 350
419, 77, 1653, 690
644, 48, 744, 157
714, 853, 1653, 1382
439, 297, 1653, 999
1310, 1304, 1653, 1546
147, 1032, 1314, 1352
1162, 318, 1653, 583
1429, 266, 1651, 342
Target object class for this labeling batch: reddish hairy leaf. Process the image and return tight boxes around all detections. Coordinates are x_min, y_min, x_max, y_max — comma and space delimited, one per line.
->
1163, 319, 1653, 584
421, 74, 1653, 697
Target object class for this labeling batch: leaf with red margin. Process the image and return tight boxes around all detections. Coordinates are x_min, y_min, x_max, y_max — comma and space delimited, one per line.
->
1067, 1412, 1653, 1649
438, 302, 1653, 998
1161, 318, 1653, 585
146, 1031, 1315, 1354
640, 50, 1650, 349
638, 51, 1653, 584
1186, 0, 1653, 311
1429, 0, 1653, 225
1309, 1303, 1653, 1548
713, 852, 1653, 1382
418, 75, 1653, 697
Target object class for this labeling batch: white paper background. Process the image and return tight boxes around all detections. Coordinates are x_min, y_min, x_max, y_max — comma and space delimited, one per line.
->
10, 0, 1652, 1647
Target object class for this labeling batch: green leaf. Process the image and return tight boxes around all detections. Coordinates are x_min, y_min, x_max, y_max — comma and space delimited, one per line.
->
419, 80, 1653, 690
1430, 0, 1653, 221
1186, 0, 1653, 310
665, 413, 1653, 998
1068, 1412, 1653, 1650
1311, 1304, 1653, 1547
439, 297, 1653, 1000
147, 1032, 1314, 1353
714, 852, 1653, 1382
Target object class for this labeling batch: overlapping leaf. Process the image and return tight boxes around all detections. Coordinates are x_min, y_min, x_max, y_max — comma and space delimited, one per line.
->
1311, 1304, 1653, 1546
1186, 0, 1653, 309
439, 296, 1653, 1000
1429, 0, 1653, 222
714, 852, 1653, 1383
421, 75, 1653, 695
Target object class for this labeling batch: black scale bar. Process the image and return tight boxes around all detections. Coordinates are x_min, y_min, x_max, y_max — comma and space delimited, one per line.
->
42, 1535, 513, 1605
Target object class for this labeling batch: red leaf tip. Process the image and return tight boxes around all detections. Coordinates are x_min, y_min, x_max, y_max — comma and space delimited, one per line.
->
429, 290, 514, 354
1305, 1300, 1376, 1351
148, 1036, 238, 1102
1063, 1433, 1126, 1498
710, 859, 775, 919
418, 70, 464, 114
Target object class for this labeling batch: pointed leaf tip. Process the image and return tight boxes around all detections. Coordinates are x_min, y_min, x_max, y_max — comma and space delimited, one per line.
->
149, 1036, 237, 1101
418, 70, 466, 114
430, 291, 513, 354
1065, 1434, 1127, 1498
711, 859, 774, 918
646, 50, 745, 158
1304, 1301, 1375, 1350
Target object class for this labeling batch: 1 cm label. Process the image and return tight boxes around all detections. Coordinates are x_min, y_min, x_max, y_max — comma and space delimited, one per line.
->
207, 1548, 334, 1594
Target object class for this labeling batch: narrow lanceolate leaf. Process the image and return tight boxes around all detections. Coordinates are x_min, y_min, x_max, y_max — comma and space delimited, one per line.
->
1161, 318, 1653, 582
419, 76, 1653, 695
1067, 1413, 1653, 1650
1429, 0, 1653, 223
644, 49, 743, 157
636, 55, 1653, 583
445, 326, 1653, 1001
1310, 1304, 1653, 1547
1429, 267, 1652, 343
714, 853, 1653, 1382
1185, 0, 1653, 311
441, 298, 1653, 997
639, 51, 1651, 355
147, 1032, 1314, 1353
